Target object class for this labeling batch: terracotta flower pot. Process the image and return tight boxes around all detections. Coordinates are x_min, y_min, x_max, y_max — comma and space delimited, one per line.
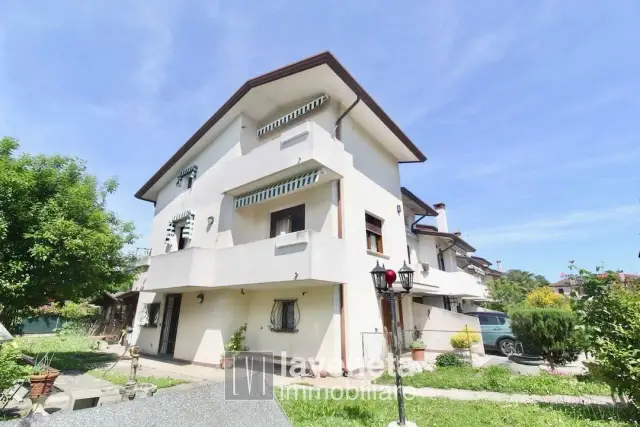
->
220, 356, 234, 369
411, 348, 425, 361
29, 370, 59, 399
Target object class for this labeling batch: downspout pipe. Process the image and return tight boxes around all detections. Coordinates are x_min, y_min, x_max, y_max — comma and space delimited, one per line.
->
410, 214, 428, 233
333, 96, 360, 138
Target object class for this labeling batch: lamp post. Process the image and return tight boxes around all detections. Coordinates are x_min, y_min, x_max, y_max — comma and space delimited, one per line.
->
370, 260, 416, 427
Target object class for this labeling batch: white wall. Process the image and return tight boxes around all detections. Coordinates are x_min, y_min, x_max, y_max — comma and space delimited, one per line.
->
339, 115, 409, 368
245, 285, 340, 362
173, 289, 248, 364
411, 304, 485, 354
132, 291, 164, 354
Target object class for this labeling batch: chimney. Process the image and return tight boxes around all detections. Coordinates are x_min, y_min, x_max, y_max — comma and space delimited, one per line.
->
433, 202, 448, 232
496, 260, 502, 272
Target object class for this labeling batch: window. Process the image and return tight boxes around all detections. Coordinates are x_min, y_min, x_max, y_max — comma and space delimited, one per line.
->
558, 288, 565, 295
270, 300, 299, 333
437, 251, 445, 270
270, 205, 305, 238
407, 245, 411, 264
143, 303, 160, 327
177, 225, 188, 250
365, 213, 383, 253
412, 296, 424, 304
187, 176, 193, 189
443, 296, 452, 311
478, 314, 500, 325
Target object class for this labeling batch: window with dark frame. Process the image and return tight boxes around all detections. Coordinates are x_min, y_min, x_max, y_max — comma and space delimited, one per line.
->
145, 303, 160, 327
177, 225, 187, 250
365, 213, 383, 253
443, 296, 452, 311
187, 176, 194, 189
270, 299, 299, 333
437, 251, 445, 270
270, 204, 305, 238
558, 288, 565, 295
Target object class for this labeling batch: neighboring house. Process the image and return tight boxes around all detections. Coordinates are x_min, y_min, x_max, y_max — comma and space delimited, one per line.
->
552, 272, 640, 297
403, 200, 489, 314
130, 52, 489, 372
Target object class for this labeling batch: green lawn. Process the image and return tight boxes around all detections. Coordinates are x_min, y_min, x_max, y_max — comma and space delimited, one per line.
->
88, 369, 188, 389
277, 389, 633, 427
15, 335, 116, 371
374, 365, 611, 396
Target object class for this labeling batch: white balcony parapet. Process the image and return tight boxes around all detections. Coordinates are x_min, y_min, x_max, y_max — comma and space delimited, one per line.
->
222, 121, 352, 197
411, 264, 486, 299
144, 231, 346, 292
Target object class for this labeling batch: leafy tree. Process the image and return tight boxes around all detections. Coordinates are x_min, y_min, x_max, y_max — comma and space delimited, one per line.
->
573, 267, 640, 408
484, 269, 549, 312
0, 137, 137, 331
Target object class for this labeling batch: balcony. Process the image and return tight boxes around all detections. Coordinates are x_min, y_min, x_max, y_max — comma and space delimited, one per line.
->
411, 263, 486, 298
222, 121, 352, 197
144, 231, 347, 292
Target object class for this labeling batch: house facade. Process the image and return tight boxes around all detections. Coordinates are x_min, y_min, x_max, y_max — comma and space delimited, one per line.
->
131, 52, 490, 372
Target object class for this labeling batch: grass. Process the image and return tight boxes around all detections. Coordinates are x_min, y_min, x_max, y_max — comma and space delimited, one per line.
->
277, 389, 635, 426
14, 335, 117, 371
87, 369, 188, 389
374, 365, 611, 396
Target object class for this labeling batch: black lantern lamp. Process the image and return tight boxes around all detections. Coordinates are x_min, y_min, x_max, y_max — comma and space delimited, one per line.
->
370, 260, 417, 427
398, 261, 414, 292
370, 261, 387, 294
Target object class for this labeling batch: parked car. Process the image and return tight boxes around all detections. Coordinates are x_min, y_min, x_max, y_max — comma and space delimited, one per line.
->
465, 311, 516, 356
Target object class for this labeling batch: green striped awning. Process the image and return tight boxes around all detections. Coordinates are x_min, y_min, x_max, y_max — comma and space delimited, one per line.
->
234, 169, 323, 209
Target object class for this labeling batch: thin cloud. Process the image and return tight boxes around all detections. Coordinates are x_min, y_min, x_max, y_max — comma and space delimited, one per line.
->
467, 204, 640, 247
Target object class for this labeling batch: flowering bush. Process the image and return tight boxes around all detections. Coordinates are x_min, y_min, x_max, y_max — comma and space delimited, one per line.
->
525, 287, 569, 309
450, 327, 481, 349
32, 302, 61, 317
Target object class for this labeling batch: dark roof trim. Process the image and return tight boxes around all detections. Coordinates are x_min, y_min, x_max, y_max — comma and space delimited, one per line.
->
135, 51, 427, 201
414, 226, 476, 252
470, 255, 492, 266
400, 187, 438, 216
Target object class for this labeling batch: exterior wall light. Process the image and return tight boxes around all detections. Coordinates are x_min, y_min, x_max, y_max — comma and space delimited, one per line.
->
196, 293, 204, 304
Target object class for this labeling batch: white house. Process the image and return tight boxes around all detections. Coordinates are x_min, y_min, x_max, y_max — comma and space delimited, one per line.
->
131, 52, 488, 373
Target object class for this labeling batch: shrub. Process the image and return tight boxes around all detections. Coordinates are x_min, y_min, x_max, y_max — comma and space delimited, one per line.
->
435, 352, 468, 367
0, 342, 30, 391
409, 340, 425, 350
525, 287, 568, 309
224, 324, 249, 356
450, 327, 481, 349
510, 308, 582, 368
58, 301, 100, 321
573, 268, 640, 408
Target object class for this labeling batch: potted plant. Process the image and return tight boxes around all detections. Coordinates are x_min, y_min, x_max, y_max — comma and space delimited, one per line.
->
409, 340, 426, 361
450, 327, 481, 358
220, 324, 248, 369
29, 353, 59, 400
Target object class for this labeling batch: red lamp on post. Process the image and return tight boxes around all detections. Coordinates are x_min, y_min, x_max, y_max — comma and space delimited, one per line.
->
370, 260, 415, 427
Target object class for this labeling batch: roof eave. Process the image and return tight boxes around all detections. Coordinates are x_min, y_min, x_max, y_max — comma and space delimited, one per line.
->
135, 51, 426, 202
400, 187, 438, 217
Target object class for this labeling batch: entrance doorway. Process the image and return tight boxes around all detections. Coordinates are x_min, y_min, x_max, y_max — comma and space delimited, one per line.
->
159, 294, 182, 356
380, 298, 405, 351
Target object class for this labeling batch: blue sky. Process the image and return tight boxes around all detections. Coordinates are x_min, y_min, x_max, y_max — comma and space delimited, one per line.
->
1, 1, 639, 280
